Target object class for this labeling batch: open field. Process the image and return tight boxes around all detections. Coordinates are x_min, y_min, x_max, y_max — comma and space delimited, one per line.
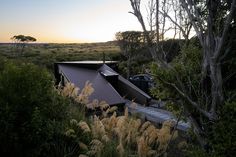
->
0, 42, 121, 70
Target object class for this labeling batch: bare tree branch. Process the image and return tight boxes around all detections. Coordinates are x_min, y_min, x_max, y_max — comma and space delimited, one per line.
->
180, 0, 205, 46
215, 0, 236, 61
148, 72, 215, 120
158, 10, 189, 40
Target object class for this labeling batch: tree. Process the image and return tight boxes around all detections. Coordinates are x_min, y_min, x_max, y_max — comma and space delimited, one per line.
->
180, 0, 236, 117
129, 0, 236, 148
129, 0, 192, 64
116, 31, 145, 78
11, 35, 37, 55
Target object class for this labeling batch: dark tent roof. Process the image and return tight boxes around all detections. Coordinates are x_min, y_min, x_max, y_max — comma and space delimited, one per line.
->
56, 61, 118, 64
54, 61, 151, 106
58, 64, 125, 105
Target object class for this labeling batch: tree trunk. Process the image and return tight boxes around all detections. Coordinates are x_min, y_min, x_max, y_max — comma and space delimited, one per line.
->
127, 55, 131, 79
209, 60, 224, 117
156, 0, 159, 44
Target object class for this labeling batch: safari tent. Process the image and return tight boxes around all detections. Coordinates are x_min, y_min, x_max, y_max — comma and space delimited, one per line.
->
54, 61, 152, 106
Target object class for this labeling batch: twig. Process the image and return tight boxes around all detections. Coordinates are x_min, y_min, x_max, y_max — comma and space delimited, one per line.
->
165, 109, 183, 152
147, 72, 215, 120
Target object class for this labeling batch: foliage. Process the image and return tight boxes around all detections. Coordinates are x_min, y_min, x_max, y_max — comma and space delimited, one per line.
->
186, 101, 236, 157
130, 0, 236, 151
116, 31, 148, 77
116, 33, 183, 77
186, 145, 208, 157
59, 83, 179, 157
151, 41, 203, 140
116, 31, 144, 57
11, 35, 36, 43
118, 57, 151, 76
0, 57, 185, 157
159, 39, 184, 62
11, 35, 37, 55
0, 61, 69, 157
151, 37, 236, 156
151, 41, 202, 102
210, 101, 236, 157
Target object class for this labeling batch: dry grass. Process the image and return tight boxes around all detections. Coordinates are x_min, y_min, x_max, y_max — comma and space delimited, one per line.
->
0, 42, 120, 56
0, 42, 121, 71
59, 82, 179, 157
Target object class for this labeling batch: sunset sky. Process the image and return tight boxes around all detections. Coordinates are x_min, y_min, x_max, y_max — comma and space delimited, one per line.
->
0, 0, 142, 43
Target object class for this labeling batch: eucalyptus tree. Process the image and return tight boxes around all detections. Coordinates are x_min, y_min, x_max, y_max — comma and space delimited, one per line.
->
129, 0, 236, 147
129, 0, 192, 64
116, 31, 144, 78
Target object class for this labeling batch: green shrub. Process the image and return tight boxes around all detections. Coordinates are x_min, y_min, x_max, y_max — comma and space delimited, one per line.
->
0, 62, 69, 157
151, 43, 202, 104
210, 101, 236, 157
186, 145, 208, 157
186, 102, 236, 157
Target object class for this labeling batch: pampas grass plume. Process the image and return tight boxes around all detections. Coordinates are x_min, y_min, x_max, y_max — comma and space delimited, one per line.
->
78, 121, 91, 133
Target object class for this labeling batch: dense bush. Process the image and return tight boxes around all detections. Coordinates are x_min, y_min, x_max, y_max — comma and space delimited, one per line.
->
210, 101, 236, 157
0, 62, 69, 157
151, 42, 202, 102
186, 101, 236, 157
150, 39, 236, 156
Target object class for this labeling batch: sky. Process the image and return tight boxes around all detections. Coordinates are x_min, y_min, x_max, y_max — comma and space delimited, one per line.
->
0, 0, 142, 43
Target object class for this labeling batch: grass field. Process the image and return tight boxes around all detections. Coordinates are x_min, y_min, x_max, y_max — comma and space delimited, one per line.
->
0, 42, 121, 70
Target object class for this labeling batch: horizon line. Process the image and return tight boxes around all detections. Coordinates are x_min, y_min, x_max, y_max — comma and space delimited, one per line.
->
0, 41, 117, 44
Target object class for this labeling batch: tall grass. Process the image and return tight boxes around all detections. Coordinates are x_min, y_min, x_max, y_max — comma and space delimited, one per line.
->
58, 82, 179, 157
